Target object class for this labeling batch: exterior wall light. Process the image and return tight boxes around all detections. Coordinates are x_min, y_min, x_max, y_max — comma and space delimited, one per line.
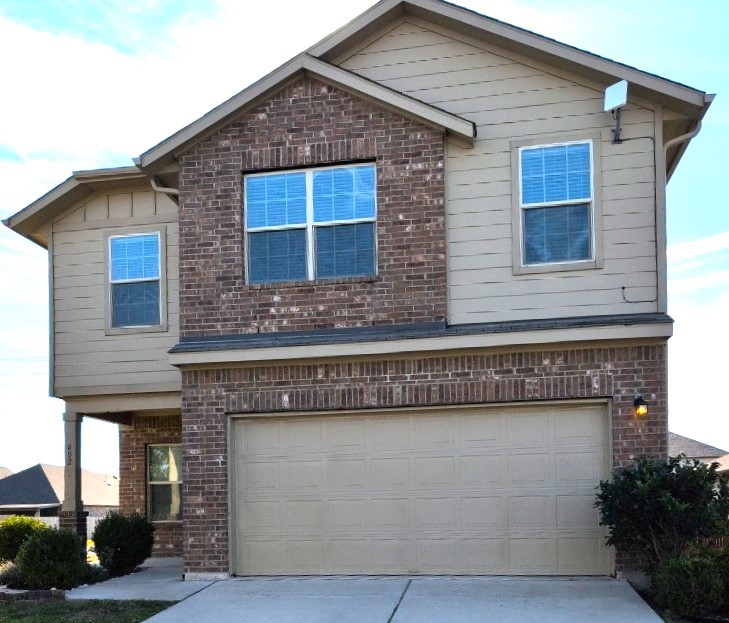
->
633, 395, 648, 417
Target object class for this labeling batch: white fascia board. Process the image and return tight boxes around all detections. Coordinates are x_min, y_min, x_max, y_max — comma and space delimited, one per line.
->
169, 321, 672, 368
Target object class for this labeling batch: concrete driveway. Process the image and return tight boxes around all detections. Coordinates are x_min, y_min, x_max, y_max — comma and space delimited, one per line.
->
143, 576, 662, 623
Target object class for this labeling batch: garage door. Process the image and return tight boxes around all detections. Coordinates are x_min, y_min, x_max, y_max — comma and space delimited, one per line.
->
232, 404, 610, 575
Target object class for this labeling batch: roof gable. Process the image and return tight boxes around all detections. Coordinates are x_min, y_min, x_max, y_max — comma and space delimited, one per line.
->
138, 54, 475, 175
310, 0, 711, 117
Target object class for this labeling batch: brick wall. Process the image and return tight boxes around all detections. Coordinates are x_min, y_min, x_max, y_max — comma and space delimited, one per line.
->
119, 413, 182, 557
177, 75, 447, 338
181, 339, 667, 574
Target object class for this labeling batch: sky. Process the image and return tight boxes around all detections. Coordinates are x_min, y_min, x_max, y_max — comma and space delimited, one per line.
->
0, 0, 727, 476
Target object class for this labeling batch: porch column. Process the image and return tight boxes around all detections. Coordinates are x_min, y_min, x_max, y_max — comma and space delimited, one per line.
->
59, 410, 88, 542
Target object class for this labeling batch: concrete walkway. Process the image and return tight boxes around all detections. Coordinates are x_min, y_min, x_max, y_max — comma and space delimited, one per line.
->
67, 558, 212, 602
66, 561, 662, 622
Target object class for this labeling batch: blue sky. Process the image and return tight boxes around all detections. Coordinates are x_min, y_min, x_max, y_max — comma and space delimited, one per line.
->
0, 0, 727, 475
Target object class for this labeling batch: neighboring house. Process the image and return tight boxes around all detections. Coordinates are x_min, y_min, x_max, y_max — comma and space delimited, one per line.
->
2, 0, 712, 578
0, 468, 12, 480
0, 464, 118, 525
668, 432, 727, 464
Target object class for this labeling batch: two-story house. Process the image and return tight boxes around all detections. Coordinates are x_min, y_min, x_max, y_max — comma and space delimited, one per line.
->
3, 0, 711, 579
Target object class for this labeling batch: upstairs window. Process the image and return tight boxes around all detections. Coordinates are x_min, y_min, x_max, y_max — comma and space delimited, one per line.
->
519, 141, 593, 266
109, 233, 161, 328
245, 163, 376, 284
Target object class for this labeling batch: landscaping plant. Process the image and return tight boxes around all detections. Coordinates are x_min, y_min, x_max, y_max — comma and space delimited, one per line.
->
595, 455, 729, 574
653, 554, 725, 618
15, 528, 86, 590
92, 512, 155, 577
0, 515, 47, 562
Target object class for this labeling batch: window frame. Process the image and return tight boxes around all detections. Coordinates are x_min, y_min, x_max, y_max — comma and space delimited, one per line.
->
104, 226, 168, 335
243, 162, 378, 284
147, 443, 182, 524
510, 133, 603, 275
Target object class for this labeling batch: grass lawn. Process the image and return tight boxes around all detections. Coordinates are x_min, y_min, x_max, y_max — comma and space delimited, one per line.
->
0, 599, 173, 623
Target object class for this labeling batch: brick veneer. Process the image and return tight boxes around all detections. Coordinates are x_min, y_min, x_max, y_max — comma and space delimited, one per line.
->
177, 75, 446, 338
181, 339, 667, 574
119, 413, 182, 557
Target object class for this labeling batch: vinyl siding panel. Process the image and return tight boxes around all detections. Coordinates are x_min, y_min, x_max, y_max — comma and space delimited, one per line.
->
341, 21, 658, 324
51, 188, 180, 397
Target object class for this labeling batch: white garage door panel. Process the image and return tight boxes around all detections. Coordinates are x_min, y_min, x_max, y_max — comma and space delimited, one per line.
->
233, 405, 610, 575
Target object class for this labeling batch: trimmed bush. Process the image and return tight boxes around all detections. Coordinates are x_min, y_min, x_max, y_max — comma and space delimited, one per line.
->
654, 555, 724, 617
0, 560, 23, 588
15, 528, 86, 590
595, 455, 729, 573
92, 512, 155, 577
0, 515, 48, 562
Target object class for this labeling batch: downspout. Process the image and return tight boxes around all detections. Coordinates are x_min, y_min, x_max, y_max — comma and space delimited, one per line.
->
663, 121, 701, 154
150, 177, 179, 201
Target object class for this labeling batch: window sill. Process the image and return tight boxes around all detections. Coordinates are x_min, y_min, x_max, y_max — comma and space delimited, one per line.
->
106, 324, 168, 336
248, 275, 380, 290
513, 258, 601, 275
150, 519, 183, 525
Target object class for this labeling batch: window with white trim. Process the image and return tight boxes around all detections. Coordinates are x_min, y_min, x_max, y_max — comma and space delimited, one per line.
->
148, 444, 182, 522
519, 141, 593, 266
244, 163, 376, 284
109, 233, 161, 328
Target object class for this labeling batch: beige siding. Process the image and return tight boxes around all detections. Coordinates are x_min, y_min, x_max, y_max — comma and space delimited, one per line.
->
341, 21, 658, 324
52, 188, 180, 397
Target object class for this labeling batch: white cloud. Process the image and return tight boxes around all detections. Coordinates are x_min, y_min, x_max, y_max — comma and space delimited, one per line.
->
668, 231, 729, 266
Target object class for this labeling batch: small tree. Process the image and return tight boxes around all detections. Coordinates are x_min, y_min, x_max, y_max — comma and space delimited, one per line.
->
595, 455, 729, 573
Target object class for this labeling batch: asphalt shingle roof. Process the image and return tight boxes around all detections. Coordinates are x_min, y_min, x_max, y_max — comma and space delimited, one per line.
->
669, 432, 727, 459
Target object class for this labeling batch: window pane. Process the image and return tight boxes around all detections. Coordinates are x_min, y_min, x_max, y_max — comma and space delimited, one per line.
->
245, 172, 307, 228
149, 445, 182, 482
110, 234, 159, 281
523, 204, 591, 264
521, 143, 591, 205
111, 281, 160, 327
149, 484, 182, 521
314, 165, 375, 222
248, 229, 307, 284
316, 223, 375, 278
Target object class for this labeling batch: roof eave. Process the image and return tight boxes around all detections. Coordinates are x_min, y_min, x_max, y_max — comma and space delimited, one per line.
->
3, 166, 146, 247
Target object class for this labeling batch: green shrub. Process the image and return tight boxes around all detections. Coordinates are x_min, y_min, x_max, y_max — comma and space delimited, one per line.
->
595, 455, 729, 572
0, 560, 23, 588
15, 528, 86, 590
0, 515, 48, 562
654, 555, 724, 617
92, 512, 155, 577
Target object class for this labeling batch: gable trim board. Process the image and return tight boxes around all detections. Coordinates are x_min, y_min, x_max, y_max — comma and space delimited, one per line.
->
137, 54, 476, 175
309, 0, 710, 116
3, 167, 147, 247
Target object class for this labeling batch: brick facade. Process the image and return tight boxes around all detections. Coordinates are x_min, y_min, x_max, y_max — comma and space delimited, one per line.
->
181, 340, 668, 574
119, 413, 182, 557
177, 75, 447, 338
